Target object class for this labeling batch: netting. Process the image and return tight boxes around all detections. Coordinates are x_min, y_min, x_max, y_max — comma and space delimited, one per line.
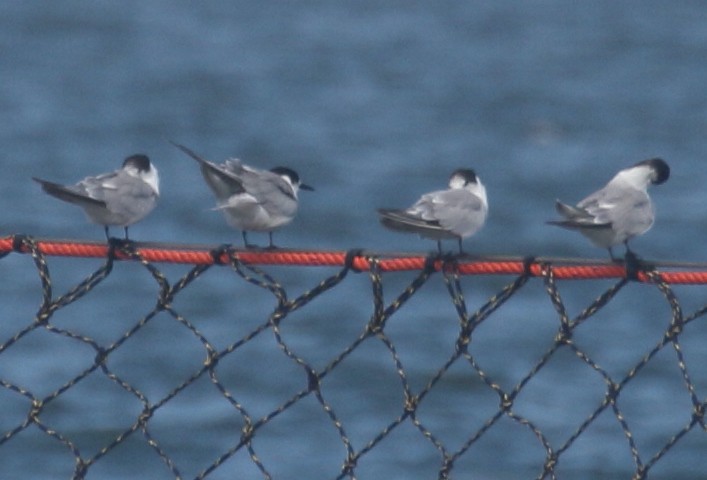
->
0, 234, 705, 479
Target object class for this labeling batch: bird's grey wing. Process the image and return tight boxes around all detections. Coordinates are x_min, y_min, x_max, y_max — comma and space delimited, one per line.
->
419, 189, 486, 233
33, 177, 107, 207
553, 183, 617, 227
240, 171, 298, 215
589, 188, 653, 237
552, 184, 651, 233
554, 200, 594, 221
79, 170, 122, 201
90, 171, 158, 220
578, 185, 650, 226
199, 160, 249, 201
377, 208, 447, 235
378, 188, 482, 237
550, 199, 609, 230
171, 142, 246, 199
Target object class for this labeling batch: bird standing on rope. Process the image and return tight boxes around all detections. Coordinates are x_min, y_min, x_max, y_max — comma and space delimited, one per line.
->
32, 154, 160, 241
378, 169, 488, 254
171, 141, 313, 249
547, 158, 670, 260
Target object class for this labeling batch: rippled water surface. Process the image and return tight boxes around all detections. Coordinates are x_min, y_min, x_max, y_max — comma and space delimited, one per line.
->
2, 2, 707, 478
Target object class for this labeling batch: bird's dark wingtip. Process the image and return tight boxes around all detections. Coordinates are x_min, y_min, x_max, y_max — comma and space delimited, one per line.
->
170, 141, 207, 164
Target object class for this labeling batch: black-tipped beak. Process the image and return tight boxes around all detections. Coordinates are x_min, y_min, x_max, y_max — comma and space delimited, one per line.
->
300, 183, 315, 191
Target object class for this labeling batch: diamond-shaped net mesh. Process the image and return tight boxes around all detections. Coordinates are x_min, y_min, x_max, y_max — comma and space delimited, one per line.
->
0, 235, 705, 479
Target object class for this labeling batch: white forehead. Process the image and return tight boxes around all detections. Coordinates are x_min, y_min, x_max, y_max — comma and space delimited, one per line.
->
449, 172, 475, 188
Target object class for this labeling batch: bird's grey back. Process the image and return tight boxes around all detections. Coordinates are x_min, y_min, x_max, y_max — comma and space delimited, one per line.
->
80, 170, 157, 222
577, 183, 651, 226
241, 169, 299, 217
412, 188, 485, 228
199, 159, 247, 200
201, 159, 299, 217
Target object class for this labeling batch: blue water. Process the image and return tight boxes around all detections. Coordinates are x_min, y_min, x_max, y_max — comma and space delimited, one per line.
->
2, 1, 707, 479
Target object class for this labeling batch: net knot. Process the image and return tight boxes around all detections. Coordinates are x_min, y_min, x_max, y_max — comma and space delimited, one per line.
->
423, 252, 441, 273
28, 399, 43, 422
623, 251, 657, 281
366, 316, 385, 336
543, 454, 559, 474
664, 322, 683, 341
209, 244, 232, 265
204, 349, 220, 368
344, 248, 366, 272
438, 253, 460, 273
35, 309, 51, 326
240, 423, 255, 444
94, 347, 108, 365
606, 381, 621, 405
692, 402, 705, 427
270, 307, 288, 327
74, 460, 89, 478
138, 406, 156, 426
499, 392, 513, 412
633, 466, 648, 480
11, 234, 31, 254
341, 454, 357, 477
107, 237, 134, 257
554, 325, 573, 345
306, 367, 320, 391
404, 392, 418, 414
439, 459, 453, 480
455, 334, 470, 354
106, 238, 141, 264
522, 255, 537, 276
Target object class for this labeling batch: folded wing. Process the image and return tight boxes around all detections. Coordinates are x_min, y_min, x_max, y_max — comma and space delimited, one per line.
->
379, 188, 485, 239
171, 142, 246, 200
32, 177, 107, 208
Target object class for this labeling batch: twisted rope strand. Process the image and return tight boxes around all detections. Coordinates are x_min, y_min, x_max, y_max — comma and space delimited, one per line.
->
3, 235, 707, 283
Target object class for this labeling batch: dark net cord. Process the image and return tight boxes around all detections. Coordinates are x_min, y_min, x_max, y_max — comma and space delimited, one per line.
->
0, 235, 705, 479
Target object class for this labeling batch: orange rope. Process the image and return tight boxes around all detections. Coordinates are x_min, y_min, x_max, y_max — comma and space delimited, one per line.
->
2, 235, 706, 284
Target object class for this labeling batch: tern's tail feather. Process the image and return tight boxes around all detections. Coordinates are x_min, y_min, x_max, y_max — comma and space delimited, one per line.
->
378, 208, 446, 235
547, 219, 582, 229
32, 177, 106, 207
549, 200, 613, 229
170, 140, 246, 198
169, 140, 211, 166
554, 200, 591, 220
546, 218, 613, 231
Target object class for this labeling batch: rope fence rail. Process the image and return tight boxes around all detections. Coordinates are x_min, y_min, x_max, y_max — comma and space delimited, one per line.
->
4, 235, 707, 283
0, 234, 705, 479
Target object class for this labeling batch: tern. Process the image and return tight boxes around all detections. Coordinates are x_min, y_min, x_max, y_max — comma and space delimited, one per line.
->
33, 154, 159, 240
172, 141, 313, 248
378, 168, 488, 253
548, 158, 670, 260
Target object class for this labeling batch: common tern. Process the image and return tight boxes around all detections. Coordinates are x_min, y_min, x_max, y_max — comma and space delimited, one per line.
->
33, 154, 159, 240
378, 168, 488, 253
171, 141, 313, 248
547, 158, 670, 260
